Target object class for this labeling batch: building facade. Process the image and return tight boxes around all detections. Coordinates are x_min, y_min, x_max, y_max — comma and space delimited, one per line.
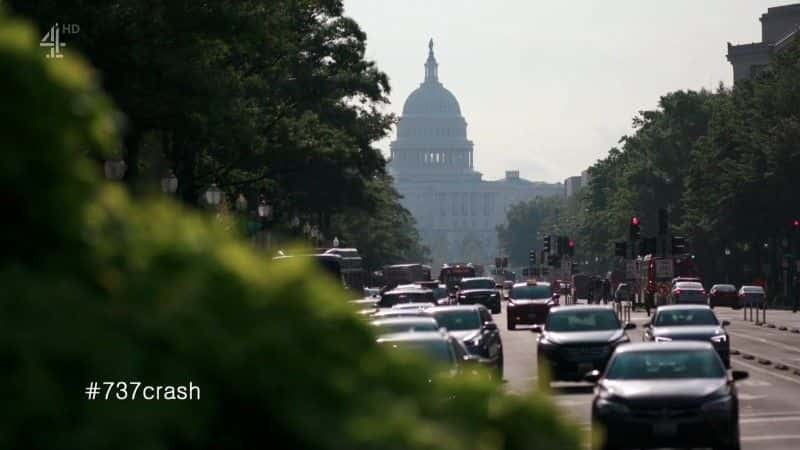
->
389, 40, 561, 268
564, 176, 582, 198
727, 3, 800, 82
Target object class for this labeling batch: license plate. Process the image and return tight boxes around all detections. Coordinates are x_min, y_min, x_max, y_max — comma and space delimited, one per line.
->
653, 422, 677, 436
577, 362, 593, 374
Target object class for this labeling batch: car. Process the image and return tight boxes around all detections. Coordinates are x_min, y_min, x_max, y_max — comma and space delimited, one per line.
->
738, 285, 766, 307
589, 342, 747, 450
534, 305, 635, 389
376, 331, 485, 377
642, 304, 731, 367
370, 317, 440, 336
506, 281, 558, 329
709, 284, 739, 309
671, 281, 707, 305
456, 277, 502, 313
426, 305, 503, 376
378, 286, 436, 308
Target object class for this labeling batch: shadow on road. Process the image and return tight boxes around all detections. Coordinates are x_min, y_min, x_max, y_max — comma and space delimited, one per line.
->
549, 384, 595, 395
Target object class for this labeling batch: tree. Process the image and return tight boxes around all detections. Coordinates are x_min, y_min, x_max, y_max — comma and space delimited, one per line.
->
0, 12, 581, 450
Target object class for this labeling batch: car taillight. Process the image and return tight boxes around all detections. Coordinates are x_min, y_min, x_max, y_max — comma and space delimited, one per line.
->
674, 289, 681, 295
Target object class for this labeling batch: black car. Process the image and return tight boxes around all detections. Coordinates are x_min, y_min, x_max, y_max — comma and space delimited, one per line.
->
456, 277, 501, 313
589, 342, 747, 450
376, 331, 484, 377
427, 305, 503, 377
643, 304, 731, 367
534, 305, 634, 388
506, 281, 558, 329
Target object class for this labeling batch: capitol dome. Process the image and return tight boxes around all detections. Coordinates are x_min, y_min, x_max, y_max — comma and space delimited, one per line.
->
402, 82, 462, 116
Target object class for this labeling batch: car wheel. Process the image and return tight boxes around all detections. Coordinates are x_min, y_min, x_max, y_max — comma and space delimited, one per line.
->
507, 316, 516, 330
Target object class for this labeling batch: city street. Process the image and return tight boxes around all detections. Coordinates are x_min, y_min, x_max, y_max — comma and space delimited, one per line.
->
498, 300, 800, 449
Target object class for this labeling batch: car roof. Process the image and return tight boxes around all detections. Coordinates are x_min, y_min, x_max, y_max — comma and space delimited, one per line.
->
370, 317, 438, 326
614, 341, 715, 353
460, 277, 494, 282
376, 331, 449, 344
512, 281, 551, 288
655, 304, 713, 312
740, 285, 765, 292
549, 304, 614, 314
384, 286, 433, 294
675, 281, 703, 288
426, 304, 483, 313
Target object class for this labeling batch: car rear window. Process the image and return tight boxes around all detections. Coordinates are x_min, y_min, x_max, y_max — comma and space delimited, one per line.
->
606, 349, 725, 379
712, 285, 736, 292
510, 285, 551, 300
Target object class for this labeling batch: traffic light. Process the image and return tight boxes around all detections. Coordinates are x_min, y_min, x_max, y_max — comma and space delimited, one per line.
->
567, 239, 575, 256
543, 235, 551, 253
528, 249, 536, 265
629, 216, 641, 241
793, 219, 800, 230
658, 208, 669, 235
671, 235, 687, 255
615, 241, 627, 257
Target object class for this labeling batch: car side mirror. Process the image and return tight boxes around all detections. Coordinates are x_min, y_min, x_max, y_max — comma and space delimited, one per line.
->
731, 370, 749, 382
584, 370, 601, 383
484, 322, 498, 331
722, 320, 731, 327
624, 322, 636, 330
531, 324, 543, 333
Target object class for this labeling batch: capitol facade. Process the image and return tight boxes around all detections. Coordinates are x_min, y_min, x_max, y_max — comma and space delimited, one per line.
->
389, 40, 561, 268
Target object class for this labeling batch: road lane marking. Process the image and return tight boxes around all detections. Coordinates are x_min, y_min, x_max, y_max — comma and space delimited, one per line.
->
741, 415, 800, 424
740, 379, 772, 387
729, 330, 800, 354
734, 358, 800, 386
741, 434, 800, 442
738, 393, 768, 401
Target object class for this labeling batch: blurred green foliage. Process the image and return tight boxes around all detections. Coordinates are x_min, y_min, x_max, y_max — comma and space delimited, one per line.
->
0, 12, 580, 450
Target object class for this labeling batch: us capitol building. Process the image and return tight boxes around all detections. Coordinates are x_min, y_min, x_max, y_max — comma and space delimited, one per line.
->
389, 40, 561, 268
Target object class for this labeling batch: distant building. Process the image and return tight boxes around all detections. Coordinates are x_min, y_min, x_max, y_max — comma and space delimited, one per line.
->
727, 3, 800, 82
581, 169, 591, 187
564, 176, 582, 198
389, 40, 562, 268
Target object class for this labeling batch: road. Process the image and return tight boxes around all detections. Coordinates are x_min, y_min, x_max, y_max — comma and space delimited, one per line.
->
496, 299, 800, 450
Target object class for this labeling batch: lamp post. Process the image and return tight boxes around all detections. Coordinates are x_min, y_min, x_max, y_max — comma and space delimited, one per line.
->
724, 248, 731, 283
205, 183, 222, 208
161, 170, 179, 194
257, 196, 273, 251
104, 158, 127, 181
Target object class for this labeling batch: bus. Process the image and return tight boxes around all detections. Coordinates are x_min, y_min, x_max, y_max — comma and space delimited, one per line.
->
439, 263, 477, 292
382, 263, 432, 288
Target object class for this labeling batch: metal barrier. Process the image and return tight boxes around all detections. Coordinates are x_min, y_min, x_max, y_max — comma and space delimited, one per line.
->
743, 301, 766, 324
615, 301, 632, 323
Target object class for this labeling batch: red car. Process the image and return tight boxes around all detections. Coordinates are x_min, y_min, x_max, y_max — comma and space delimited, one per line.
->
708, 284, 738, 308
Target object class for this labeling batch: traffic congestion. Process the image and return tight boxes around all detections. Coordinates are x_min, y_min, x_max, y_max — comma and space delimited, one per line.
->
279, 248, 800, 450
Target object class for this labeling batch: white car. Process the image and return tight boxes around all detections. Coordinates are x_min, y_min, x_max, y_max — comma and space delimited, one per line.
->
738, 285, 766, 307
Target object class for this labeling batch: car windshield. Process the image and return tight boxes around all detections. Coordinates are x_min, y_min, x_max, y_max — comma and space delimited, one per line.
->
605, 350, 725, 379
430, 310, 481, 331
546, 310, 620, 332
510, 285, 551, 300
379, 292, 433, 307
460, 279, 495, 290
713, 284, 736, 292
372, 321, 438, 334
654, 309, 718, 326
381, 339, 455, 365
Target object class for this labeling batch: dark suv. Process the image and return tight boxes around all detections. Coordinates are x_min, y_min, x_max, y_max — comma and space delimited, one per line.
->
506, 281, 558, 329
456, 277, 501, 313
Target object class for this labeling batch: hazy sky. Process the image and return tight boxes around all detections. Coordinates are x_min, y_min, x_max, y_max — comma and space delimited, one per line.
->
343, 0, 790, 183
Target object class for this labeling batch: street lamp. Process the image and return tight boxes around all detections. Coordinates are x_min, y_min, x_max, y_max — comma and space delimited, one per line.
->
235, 193, 248, 213
104, 158, 127, 181
333, 236, 340, 248
257, 196, 272, 220
161, 170, 179, 194
205, 183, 222, 207
724, 248, 731, 256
